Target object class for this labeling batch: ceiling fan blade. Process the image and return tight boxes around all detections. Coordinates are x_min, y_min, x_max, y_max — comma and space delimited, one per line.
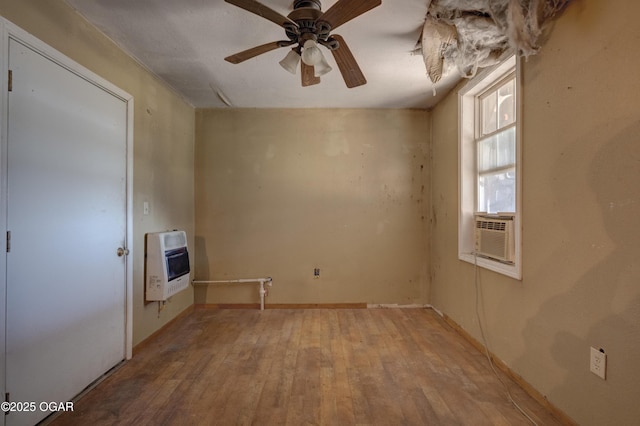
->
317, 0, 382, 31
225, 41, 287, 64
329, 35, 366, 88
301, 62, 321, 87
225, 0, 298, 28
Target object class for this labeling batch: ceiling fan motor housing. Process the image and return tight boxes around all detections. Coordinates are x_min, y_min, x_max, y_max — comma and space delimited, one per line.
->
286, 0, 333, 46
293, 0, 322, 10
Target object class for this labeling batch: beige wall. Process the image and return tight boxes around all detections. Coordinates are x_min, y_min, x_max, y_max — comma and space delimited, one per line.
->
0, 0, 196, 346
431, 1, 640, 424
195, 109, 430, 305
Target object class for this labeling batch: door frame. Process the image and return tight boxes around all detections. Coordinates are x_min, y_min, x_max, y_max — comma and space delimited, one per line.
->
0, 16, 134, 413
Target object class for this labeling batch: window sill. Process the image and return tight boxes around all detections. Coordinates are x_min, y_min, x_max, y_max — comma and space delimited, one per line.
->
459, 252, 522, 280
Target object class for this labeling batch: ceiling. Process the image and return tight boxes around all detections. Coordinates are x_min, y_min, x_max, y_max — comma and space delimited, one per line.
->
64, 0, 462, 109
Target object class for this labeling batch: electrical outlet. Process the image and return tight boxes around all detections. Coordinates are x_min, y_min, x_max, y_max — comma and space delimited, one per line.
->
313, 268, 320, 279
590, 347, 606, 380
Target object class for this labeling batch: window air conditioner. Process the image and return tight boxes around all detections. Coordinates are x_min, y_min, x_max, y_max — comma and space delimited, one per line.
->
474, 214, 515, 263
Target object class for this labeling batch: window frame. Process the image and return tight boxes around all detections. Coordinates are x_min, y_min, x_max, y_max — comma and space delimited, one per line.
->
458, 55, 522, 279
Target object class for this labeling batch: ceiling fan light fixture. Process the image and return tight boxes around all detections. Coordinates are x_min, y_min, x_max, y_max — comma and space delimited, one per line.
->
301, 39, 323, 66
279, 49, 301, 74
313, 55, 332, 77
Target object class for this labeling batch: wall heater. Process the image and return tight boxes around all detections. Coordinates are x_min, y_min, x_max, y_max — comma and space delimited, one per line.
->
146, 230, 190, 301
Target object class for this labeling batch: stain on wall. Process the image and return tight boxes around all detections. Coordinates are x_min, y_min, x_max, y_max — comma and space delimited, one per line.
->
195, 109, 430, 305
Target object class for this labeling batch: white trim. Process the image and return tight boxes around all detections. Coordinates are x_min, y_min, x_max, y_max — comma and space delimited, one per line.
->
0, 21, 9, 424
458, 55, 522, 280
366, 304, 431, 309
4, 23, 131, 102
125, 91, 134, 360
0, 17, 134, 360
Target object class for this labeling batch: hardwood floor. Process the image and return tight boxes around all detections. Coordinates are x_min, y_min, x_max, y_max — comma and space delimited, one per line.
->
50, 308, 565, 425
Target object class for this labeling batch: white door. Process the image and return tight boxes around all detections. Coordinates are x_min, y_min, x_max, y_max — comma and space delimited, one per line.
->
5, 38, 128, 425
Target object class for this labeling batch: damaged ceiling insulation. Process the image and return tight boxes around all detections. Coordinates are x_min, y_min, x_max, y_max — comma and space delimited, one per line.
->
420, 0, 572, 84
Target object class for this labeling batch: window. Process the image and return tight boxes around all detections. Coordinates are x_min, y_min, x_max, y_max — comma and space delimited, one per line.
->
458, 55, 521, 279
478, 76, 516, 214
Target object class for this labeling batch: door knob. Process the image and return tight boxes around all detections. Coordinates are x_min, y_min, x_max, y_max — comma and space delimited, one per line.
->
117, 247, 130, 257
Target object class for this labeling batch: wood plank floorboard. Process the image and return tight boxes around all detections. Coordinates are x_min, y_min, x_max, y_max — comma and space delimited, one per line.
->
48, 308, 566, 425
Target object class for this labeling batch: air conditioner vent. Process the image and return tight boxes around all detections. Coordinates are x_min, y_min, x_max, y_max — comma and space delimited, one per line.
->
476, 220, 506, 231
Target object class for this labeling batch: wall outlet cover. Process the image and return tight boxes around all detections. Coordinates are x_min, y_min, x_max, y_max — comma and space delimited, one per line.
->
590, 347, 606, 380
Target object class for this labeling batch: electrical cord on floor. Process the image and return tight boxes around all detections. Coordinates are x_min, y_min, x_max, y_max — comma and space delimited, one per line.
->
473, 252, 539, 426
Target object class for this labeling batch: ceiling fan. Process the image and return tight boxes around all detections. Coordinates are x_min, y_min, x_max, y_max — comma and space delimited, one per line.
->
224, 0, 382, 88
